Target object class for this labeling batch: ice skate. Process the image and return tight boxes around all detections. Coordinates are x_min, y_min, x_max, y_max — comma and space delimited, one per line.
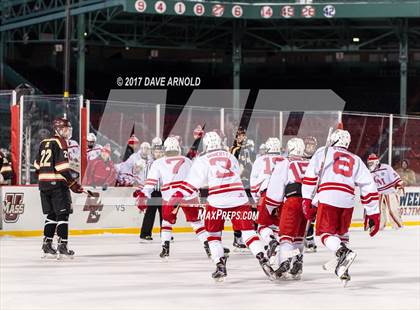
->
233, 236, 246, 252
340, 270, 351, 287
41, 237, 57, 259
256, 252, 276, 281
203, 242, 230, 259
289, 254, 303, 280
266, 238, 279, 259
212, 257, 227, 282
304, 238, 317, 253
57, 240, 75, 260
275, 258, 292, 280
159, 241, 170, 260
139, 236, 153, 243
335, 243, 357, 278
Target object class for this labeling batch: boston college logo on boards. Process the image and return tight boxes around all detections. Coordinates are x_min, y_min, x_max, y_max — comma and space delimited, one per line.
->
3, 193, 25, 223
83, 195, 103, 223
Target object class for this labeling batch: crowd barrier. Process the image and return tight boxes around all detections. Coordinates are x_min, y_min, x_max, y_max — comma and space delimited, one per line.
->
1, 185, 419, 237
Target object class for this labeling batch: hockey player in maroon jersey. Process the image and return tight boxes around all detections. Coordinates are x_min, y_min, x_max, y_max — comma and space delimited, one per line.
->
167, 131, 275, 282
34, 118, 84, 259
301, 129, 380, 285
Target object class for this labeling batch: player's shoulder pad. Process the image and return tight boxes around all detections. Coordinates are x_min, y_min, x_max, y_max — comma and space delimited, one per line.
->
380, 163, 391, 169
43, 137, 67, 150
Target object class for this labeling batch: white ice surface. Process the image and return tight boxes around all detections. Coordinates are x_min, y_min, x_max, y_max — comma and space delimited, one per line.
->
1, 228, 419, 310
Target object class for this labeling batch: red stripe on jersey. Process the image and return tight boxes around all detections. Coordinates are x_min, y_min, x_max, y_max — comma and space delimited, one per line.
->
178, 182, 196, 194
361, 196, 379, 204
303, 176, 318, 181
377, 179, 401, 191
161, 181, 184, 191
208, 182, 243, 191
318, 186, 354, 195
319, 182, 354, 192
265, 196, 282, 207
361, 192, 378, 200
208, 187, 245, 196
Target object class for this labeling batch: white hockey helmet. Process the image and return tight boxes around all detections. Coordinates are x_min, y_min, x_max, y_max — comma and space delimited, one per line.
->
203, 131, 222, 152
286, 137, 305, 157
265, 137, 281, 153
87, 133, 97, 143
164, 137, 181, 154
330, 129, 351, 149
152, 137, 163, 148
140, 142, 151, 158
367, 153, 380, 172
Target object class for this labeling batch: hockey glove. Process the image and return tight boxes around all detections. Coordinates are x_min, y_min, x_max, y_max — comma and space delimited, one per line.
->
69, 181, 84, 194
302, 198, 317, 221
133, 190, 147, 212
366, 213, 380, 237
168, 191, 185, 216
168, 191, 184, 209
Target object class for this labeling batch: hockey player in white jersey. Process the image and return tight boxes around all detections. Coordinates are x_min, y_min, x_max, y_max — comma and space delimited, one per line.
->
302, 136, 318, 252
63, 124, 80, 178
135, 137, 209, 259
266, 138, 309, 279
87, 133, 103, 161
367, 153, 404, 229
117, 142, 153, 186
167, 131, 275, 281
301, 129, 380, 284
250, 137, 284, 251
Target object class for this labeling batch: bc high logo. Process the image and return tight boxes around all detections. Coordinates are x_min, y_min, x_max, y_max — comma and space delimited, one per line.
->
3, 193, 25, 223
83, 195, 104, 223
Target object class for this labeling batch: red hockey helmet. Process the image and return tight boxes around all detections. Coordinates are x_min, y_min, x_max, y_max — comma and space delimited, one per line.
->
367, 153, 380, 171
53, 118, 72, 139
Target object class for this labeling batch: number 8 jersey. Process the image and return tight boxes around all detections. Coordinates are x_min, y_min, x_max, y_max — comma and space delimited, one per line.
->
302, 146, 379, 215
180, 150, 248, 208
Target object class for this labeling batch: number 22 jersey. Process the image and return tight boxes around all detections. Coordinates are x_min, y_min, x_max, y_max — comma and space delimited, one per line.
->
302, 146, 379, 215
180, 150, 248, 208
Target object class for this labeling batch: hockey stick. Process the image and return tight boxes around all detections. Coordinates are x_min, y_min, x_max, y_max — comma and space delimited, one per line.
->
83, 189, 100, 197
